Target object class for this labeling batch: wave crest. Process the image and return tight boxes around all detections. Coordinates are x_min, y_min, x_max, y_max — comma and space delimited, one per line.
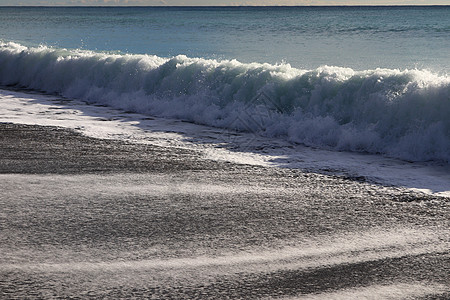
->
1, 42, 449, 163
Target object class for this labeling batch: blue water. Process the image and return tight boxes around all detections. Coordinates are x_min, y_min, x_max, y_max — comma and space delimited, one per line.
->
0, 6, 449, 163
1, 6, 449, 71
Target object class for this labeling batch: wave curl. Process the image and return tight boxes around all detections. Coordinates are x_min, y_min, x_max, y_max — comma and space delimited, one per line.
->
1, 42, 449, 163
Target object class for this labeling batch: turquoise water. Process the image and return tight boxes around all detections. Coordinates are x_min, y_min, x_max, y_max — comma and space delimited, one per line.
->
1, 6, 449, 163
1, 6, 449, 72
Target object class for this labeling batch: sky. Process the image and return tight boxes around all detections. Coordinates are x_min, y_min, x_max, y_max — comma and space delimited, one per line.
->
1, 0, 449, 6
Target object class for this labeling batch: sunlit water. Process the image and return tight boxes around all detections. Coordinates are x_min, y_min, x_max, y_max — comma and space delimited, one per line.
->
1, 6, 449, 72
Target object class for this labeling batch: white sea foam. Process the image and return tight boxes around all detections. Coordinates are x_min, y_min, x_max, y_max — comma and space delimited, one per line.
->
279, 283, 449, 300
0, 42, 449, 163
1, 89, 449, 197
3, 227, 446, 273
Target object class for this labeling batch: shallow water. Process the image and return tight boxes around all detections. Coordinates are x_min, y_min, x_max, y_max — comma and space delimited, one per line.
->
1, 89, 449, 196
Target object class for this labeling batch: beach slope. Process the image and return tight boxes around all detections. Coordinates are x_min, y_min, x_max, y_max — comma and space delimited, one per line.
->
1, 122, 448, 299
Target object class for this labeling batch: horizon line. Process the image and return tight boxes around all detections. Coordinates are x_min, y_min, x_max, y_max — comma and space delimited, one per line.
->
1, 4, 449, 7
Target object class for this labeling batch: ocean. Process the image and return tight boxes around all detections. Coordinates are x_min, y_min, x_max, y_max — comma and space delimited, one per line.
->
0, 6, 449, 163
1, 6, 450, 299
1, 6, 449, 72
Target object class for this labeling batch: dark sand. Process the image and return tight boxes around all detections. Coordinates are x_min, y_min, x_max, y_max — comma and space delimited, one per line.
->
1, 123, 448, 299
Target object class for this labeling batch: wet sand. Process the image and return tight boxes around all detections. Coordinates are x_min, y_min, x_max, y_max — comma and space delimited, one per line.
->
1, 123, 448, 299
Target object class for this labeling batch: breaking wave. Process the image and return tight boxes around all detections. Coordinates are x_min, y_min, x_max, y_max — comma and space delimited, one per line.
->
1, 41, 449, 163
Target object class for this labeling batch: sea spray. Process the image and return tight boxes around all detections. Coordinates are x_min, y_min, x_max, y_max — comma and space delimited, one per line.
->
1, 42, 449, 163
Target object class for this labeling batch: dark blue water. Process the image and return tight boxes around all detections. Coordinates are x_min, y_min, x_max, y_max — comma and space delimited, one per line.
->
1, 6, 449, 71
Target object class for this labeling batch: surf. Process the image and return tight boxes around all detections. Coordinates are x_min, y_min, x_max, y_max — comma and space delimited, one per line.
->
1, 41, 449, 163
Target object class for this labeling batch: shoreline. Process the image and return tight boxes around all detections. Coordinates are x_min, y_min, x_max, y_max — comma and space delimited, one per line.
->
1, 122, 449, 298
0, 122, 443, 202
1, 88, 449, 197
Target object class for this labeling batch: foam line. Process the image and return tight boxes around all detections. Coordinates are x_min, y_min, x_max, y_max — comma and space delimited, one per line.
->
1, 41, 449, 163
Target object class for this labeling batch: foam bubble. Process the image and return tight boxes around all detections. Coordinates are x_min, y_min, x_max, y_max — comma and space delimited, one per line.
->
1, 42, 449, 163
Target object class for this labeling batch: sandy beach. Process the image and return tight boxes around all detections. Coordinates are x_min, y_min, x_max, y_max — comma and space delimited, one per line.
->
0, 4, 450, 300
1, 122, 448, 299
1, 5, 449, 298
